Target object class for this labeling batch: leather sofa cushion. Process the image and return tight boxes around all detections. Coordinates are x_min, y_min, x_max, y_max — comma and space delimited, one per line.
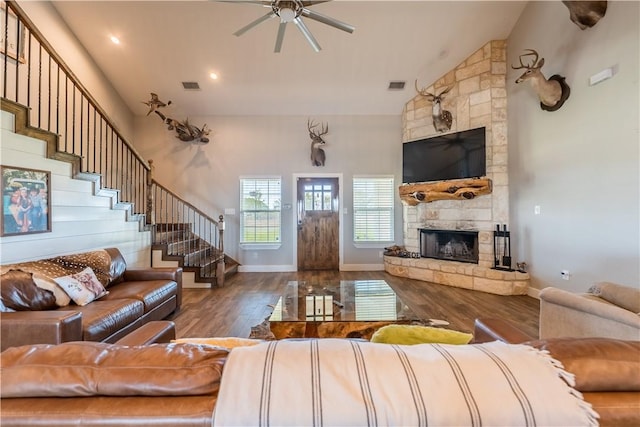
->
1, 342, 228, 398
1, 270, 57, 311
71, 299, 145, 341
582, 391, 640, 427
526, 337, 640, 392
0, 395, 218, 427
103, 280, 177, 312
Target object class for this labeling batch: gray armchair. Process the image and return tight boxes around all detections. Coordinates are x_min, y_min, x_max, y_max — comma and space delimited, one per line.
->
539, 282, 640, 340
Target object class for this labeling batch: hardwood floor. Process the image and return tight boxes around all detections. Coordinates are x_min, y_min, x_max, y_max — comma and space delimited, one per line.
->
168, 271, 540, 339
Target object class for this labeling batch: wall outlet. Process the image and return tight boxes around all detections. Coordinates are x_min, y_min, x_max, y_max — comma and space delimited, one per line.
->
378, 251, 384, 259
561, 270, 570, 280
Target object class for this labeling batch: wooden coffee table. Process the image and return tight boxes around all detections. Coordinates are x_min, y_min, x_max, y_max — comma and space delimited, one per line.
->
268, 279, 424, 339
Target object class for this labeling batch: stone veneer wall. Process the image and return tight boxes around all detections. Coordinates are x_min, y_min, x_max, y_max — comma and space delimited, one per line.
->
385, 40, 529, 295
402, 40, 509, 267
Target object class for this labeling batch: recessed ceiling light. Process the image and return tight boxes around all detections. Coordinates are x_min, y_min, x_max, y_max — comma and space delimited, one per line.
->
210, 72, 219, 80
110, 35, 120, 45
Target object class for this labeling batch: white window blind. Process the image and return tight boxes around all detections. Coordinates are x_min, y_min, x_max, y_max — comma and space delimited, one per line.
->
353, 176, 394, 242
240, 178, 281, 244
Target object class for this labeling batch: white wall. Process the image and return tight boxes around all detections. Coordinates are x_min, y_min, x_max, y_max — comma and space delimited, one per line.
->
507, 1, 639, 291
0, 113, 150, 267
133, 114, 402, 270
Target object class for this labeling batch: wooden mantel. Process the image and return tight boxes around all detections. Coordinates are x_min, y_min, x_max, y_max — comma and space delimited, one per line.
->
399, 178, 492, 205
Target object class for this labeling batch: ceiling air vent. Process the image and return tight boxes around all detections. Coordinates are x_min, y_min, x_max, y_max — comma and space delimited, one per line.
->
182, 81, 200, 90
388, 81, 406, 90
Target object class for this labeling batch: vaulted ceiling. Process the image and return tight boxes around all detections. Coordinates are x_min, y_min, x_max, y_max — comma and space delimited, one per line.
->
51, 1, 527, 117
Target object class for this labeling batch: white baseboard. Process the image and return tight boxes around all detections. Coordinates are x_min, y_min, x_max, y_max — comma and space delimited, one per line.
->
238, 264, 386, 273
238, 265, 297, 273
527, 287, 541, 299
184, 282, 213, 289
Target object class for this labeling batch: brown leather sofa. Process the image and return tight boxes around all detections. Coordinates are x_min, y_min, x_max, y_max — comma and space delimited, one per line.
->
0, 248, 182, 351
474, 318, 640, 427
1, 319, 638, 427
1, 321, 225, 427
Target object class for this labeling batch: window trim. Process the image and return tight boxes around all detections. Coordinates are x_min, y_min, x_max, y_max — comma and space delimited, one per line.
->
352, 175, 395, 245
239, 176, 282, 248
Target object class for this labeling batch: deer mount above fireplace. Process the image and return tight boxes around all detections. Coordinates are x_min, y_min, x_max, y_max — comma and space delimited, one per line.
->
399, 178, 492, 205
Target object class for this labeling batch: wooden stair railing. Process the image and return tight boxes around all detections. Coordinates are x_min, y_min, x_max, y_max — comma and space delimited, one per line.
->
1, 2, 238, 283
148, 161, 238, 286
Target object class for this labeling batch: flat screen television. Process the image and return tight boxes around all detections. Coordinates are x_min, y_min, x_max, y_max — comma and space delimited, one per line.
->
402, 127, 486, 184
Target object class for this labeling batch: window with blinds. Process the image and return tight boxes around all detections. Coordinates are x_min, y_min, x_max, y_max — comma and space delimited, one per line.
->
240, 177, 281, 244
353, 176, 394, 242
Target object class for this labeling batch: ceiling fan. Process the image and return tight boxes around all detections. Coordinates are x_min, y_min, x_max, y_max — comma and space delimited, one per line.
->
221, 0, 355, 53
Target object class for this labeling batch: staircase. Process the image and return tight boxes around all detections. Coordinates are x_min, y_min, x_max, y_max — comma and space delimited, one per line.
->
1, 2, 239, 284
152, 223, 239, 286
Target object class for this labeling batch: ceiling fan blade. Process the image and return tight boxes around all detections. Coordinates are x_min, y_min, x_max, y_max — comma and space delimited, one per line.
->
293, 17, 321, 52
274, 22, 287, 53
216, 0, 272, 5
301, 8, 354, 33
233, 11, 277, 36
301, 1, 332, 6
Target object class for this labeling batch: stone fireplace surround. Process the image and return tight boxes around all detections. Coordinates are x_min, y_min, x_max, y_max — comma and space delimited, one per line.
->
383, 40, 530, 296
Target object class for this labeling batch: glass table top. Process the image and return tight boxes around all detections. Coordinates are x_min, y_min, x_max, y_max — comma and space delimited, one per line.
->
269, 280, 419, 322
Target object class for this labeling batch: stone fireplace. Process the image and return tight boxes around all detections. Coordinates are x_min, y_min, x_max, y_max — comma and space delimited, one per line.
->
383, 39, 529, 296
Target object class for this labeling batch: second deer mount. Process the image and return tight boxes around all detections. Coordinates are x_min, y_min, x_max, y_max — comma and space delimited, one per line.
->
414, 81, 453, 133
512, 49, 570, 112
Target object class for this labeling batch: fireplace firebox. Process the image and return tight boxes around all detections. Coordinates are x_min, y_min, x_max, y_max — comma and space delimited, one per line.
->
419, 229, 479, 264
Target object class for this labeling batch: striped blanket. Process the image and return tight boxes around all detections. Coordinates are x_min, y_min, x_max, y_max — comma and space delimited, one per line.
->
212, 339, 598, 427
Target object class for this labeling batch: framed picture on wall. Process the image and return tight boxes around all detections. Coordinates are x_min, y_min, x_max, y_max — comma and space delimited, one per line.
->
1, 165, 51, 236
0, 1, 26, 64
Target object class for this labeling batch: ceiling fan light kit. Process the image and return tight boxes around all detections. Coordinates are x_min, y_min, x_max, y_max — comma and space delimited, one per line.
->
220, 0, 354, 53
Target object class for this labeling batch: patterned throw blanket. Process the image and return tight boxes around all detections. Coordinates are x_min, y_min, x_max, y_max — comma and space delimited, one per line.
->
0, 250, 114, 306
212, 339, 598, 427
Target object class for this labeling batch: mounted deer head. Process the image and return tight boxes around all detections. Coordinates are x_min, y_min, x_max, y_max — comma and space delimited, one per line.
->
414, 81, 453, 132
307, 119, 328, 166
562, 1, 607, 30
512, 49, 571, 112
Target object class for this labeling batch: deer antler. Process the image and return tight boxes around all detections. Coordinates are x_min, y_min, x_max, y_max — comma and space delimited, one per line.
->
511, 49, 540, 70
307, 119, 328, 138
438, 86, 452, 97
414, 79, 434, 98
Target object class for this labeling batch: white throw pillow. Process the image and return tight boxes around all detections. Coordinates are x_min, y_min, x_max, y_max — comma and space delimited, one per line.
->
54, 267, 108, 306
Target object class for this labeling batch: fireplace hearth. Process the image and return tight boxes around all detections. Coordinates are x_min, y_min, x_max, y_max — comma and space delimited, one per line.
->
420, 229, 479, 264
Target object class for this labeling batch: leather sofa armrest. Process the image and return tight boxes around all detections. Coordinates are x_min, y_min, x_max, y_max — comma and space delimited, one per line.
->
472, 318, 535, 344
122, 267, 183, 307
0, 311, 83, 351
115, 321, 176, 345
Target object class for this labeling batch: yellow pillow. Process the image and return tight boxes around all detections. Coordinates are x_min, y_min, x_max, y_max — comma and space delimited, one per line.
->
371, 324, 473, 345
172, 337, 264, 350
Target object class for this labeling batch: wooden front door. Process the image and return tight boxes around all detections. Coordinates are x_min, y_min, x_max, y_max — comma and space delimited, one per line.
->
297, 177, 339, 270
